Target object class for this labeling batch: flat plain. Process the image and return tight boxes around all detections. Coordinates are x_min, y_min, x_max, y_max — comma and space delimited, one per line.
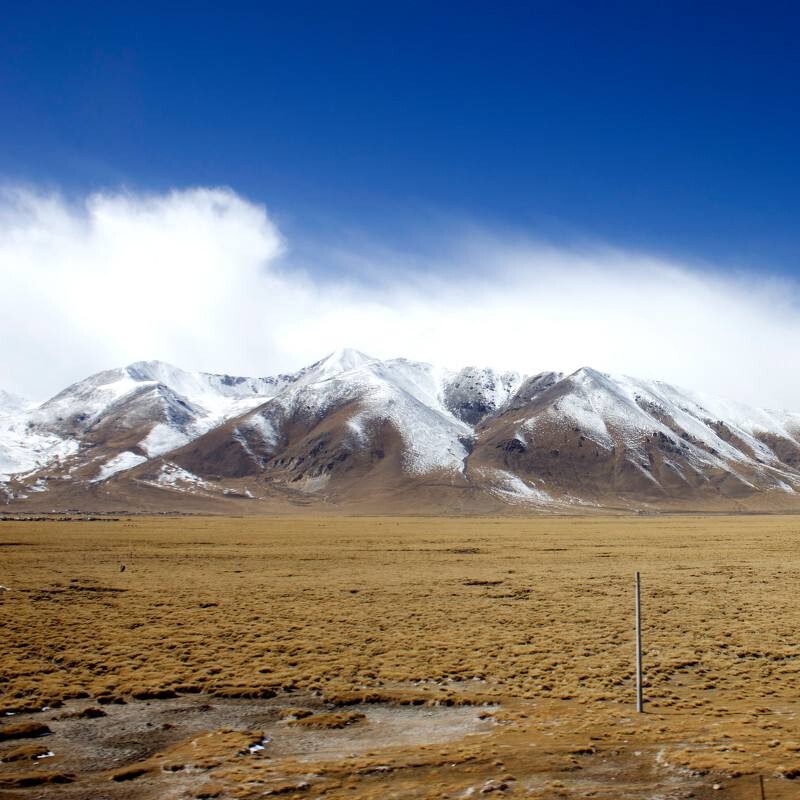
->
2, 514, 800, 799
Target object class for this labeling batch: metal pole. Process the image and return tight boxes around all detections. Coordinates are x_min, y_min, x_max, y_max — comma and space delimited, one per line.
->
760, 774, 766, 800
635, 571, 643, 713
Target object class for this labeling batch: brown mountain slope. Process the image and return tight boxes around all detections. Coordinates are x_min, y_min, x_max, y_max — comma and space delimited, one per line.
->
4, 354, 800, 514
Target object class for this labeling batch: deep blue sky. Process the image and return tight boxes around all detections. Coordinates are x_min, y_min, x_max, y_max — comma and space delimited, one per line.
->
2, 1, 800, 273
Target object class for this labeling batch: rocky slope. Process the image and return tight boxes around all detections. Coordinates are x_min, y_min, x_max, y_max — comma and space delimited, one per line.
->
3, 350, 800, 513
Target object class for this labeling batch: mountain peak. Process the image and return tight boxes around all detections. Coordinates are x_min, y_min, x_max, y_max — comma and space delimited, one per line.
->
569, 366, 609, 382
5, 351, 800, 513
315, 348, 376, 376
124, 360, 186, 383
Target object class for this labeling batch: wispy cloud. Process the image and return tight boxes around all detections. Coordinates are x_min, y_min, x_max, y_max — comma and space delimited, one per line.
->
1, 185, 799, 408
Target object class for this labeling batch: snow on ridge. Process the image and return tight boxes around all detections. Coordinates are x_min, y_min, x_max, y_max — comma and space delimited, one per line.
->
34, 368, 142, 428
30, 360, 284, 432
313, 348, 377, 379
0, 360, 291, 483
650, 379, 800, 449
354, 366, 472, 475
122, 361, 283, 421
123, 357, 800, 480
445, 365, 525, 418
273, 355, 473, 474
567, 366, 800, 443
5, 352, 800, 493
552, 367, 788, 470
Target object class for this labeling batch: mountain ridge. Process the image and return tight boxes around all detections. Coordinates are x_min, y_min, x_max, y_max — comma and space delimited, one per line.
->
3, 350, 800, 514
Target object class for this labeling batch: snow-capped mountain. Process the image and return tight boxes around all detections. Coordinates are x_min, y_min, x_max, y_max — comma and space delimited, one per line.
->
467, 367, 800, 507
0, 360, 300, 485
3, 350, 800, 513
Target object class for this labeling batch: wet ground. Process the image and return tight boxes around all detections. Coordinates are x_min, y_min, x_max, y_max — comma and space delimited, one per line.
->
1, 693, 763, 800
0, 694, 497, 798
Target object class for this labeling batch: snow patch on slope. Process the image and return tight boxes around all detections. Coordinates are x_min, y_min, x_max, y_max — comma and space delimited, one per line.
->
139, 462, 214, 494
94, 451, 148, 481
0, 419, 79, 481
239, 413, 280, 449
141, 423, 191, 457
487, 469, 554, 505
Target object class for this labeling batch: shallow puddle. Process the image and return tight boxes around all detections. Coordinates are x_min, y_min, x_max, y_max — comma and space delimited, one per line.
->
272, 703, 497, 762
0, 693, 497, 779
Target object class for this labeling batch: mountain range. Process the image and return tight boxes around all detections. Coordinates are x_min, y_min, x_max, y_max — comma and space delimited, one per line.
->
2, 349, 800, 514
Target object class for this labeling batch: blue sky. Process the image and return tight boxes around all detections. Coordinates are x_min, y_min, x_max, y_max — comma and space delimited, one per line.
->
3, 2, 800, 272
3, 2, 800, 405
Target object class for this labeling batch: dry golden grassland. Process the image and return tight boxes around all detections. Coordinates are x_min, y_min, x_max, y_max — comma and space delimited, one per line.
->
2, 514, 800, 799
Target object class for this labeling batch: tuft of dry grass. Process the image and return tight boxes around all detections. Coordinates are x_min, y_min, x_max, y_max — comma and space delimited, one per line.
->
3, 514, 800, 798
0, 742, 52, 762
0, 770, 74, 788
0, 721, 51, 741
288, 710, 366, 729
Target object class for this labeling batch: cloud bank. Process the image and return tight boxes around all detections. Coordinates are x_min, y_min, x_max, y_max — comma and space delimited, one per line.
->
1, 185, 799, 409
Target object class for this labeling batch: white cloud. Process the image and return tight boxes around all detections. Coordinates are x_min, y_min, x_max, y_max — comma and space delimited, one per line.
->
1, 184, 799, 409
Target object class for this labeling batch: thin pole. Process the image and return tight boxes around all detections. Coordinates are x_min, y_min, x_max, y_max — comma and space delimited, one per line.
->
760, 775, 766, 800
635, 571, 643, 713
